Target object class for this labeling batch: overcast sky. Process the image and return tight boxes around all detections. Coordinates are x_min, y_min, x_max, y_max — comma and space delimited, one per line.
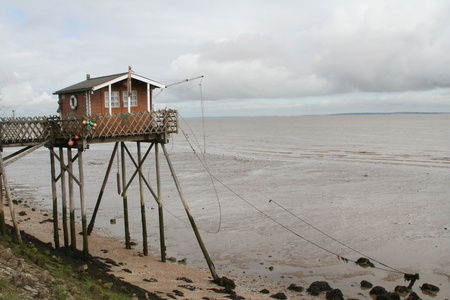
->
1, 0, 450, 117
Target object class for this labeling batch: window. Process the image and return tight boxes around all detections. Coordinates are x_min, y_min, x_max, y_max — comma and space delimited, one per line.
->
123, 91, 137, 107
105, 91, 120, 107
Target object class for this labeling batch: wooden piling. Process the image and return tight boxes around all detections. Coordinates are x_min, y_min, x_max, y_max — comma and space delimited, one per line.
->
155, 143, 166, 262
77, 148, 88, 255
0, 151, 22, 244
68, 147, 76, 250
121, 142, 131, 249
0, 175, 5, 235
59, 147, 69, 248
137, 142, 148, 256
49, 147, 60, 249
161, 143, 219, 282
87, 142, 119, 235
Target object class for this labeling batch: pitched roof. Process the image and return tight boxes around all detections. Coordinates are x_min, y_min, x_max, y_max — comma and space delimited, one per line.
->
53, 72, 165, 95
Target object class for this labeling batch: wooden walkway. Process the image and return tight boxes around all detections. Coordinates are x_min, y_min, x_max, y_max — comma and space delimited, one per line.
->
0, 109, 178, 148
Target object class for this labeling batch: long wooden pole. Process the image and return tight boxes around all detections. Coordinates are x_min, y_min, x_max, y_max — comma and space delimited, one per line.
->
59, 147, 69, 248
78, 148, 88, 255
0, 175, 5, 235
121, 142, 131, 249
49, 148, 60, 249
0, 151, 22, 244
161, 143, 219, 281
137, 142, 148, 256
68, 147, 76, 250
155, 143, 166, 262
87, 142, 118, 235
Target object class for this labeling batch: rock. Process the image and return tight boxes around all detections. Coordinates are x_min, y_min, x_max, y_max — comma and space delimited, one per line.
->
405, 292, 422, 300
356, 257, 374, 268
420, 283, 439, 293
19, 211, 27, 216
103, 282, 113, 290
360, 280, 373, 289
326, 289, 344, 300
394, 285, 409, 295
260, 289, 270, 294
375, 294, 392, 300
176, 276, 193, 283
270, 292, 287, 299
387, 292, 400, 300
0, 248, 14, 261
217, 276, 236, 289
287, 283, 304, 292
307, 281, 332, 295
173, 289, 184, 296
370, 286, 387, 296
40, 270, 54, 283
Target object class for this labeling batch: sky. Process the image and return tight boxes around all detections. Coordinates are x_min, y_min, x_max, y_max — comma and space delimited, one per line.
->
1, 0, 450, 118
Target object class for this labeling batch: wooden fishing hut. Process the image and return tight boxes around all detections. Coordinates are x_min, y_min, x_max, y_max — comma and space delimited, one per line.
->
0, 67, 219, 281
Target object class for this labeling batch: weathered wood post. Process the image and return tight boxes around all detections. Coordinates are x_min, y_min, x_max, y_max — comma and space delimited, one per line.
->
0, 152, 22, 244
68, 147, 76, 250
137, 142, 148, 255
59, 147, 69, 248
49, 147, 60, 249
155, 143, 166, 262
77, 147, 88, 255
0, 175, 5, 235
161, 143, 219, 282
87, 142, 119, 235
121, 142, 131, 249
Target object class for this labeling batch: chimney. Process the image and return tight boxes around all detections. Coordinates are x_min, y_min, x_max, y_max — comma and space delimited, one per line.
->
86, 74, 91, 80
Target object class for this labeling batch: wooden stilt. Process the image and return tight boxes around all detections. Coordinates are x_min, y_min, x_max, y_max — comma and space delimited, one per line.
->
59, 147, 69, 248
161, 143, 219, 282
137, 142, 148, 256
0, 175, 5, 235
68, 147, 76, 250
155, 143, 166, 262
77, 148, 88, 255
87, 142, 119, 235
0, 151, 22, 244
121, 142, 131, 249
49, 147, 60, 249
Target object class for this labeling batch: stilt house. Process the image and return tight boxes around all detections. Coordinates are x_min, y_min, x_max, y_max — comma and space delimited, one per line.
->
53, 67, 165, 118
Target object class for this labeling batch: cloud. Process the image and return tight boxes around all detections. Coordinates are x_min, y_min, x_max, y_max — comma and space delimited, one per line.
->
1, 0, 449, 117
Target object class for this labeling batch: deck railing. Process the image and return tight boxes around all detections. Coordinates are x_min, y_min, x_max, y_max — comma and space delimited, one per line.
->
0, 109, 178, 146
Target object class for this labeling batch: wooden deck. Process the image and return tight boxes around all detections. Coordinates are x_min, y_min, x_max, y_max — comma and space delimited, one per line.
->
0, 109, 178, 148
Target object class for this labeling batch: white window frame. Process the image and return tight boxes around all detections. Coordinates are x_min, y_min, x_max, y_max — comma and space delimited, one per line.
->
123, 90, 138, 107
105, 91, 120, 107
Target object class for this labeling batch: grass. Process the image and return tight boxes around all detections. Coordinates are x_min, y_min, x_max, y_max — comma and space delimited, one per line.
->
0, 230, 162, 300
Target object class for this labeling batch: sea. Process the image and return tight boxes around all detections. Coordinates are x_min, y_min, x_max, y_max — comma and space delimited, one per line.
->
4, 114, 450, 298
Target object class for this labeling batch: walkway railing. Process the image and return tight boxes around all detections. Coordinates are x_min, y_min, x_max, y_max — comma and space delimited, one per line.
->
0, 109, 178, 147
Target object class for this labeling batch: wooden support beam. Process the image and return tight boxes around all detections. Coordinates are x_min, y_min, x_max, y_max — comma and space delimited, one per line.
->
59, 147, 69, 247
137, 142, 148, 256
121, 143, 157, 201
87, 142, 119, 235
78, 148, 88, 255
0, 176, 5, 235
4, 141, 47, 167
161, 143, 219, 282
121, 142, 131, 249
49, 148, 81, 186
155, 143, 166, 262
68, 147, 76, 250
49, 147, 60, 249
0, 151, 22, 244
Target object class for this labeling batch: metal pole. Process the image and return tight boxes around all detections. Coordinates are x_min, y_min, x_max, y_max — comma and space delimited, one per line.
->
161, 143, 219, 281
155, 143, 166, 261
87, 142, 118, 235
49, 147, 60, 249
137, 142, 148, 255
78, 148, 88, 255
121, 142, 131, 249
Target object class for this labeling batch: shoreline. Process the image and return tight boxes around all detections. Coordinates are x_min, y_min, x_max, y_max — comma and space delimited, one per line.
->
8, 199, 320, 300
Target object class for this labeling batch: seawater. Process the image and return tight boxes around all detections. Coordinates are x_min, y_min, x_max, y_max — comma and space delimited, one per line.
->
5, 114, 450, 298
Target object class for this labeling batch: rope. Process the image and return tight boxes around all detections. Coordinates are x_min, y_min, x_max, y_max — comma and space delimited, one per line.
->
178, 118, 222, 234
